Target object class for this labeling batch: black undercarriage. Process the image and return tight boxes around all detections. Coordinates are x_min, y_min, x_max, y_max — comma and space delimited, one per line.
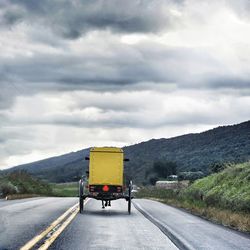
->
79, 181, 133, 213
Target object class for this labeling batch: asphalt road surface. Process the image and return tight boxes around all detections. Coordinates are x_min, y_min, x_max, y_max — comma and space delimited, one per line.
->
134, 199, 250, 250
0, 197, 250, 250
0, 197, 77, 250
50, 198, 178, 250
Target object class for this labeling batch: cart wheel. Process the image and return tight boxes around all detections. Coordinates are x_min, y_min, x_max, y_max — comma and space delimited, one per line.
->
79, 197, 84, 213
79, 180, 84, 213
128, 180, 132, 214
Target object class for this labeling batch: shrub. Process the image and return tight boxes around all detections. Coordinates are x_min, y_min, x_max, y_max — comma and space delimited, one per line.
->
178, 171, 205, 181
0, 182, 18, 197
0, 171, 52, 197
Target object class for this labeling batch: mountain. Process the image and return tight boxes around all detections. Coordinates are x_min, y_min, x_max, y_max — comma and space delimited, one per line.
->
4, 120, 250, 183
124, 120, 250, 183
4, 149, 90, 183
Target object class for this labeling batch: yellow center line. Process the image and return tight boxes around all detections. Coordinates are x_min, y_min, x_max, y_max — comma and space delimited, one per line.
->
38, 206, 80, 250
20, 199, 88, 250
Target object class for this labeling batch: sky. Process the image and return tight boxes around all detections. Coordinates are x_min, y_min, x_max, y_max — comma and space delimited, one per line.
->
0, 0, 250, 169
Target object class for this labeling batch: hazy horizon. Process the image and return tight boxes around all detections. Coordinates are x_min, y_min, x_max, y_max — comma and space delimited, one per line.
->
2, 119, 248, 170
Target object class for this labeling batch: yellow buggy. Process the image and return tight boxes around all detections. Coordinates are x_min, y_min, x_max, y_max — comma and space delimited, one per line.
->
79, 147, 133, 214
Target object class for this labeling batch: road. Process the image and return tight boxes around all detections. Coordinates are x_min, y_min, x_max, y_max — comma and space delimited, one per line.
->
0, 197, 77, 250
50, 198, 177, 250
0, 197, 249, 250
134, 199, 250, 250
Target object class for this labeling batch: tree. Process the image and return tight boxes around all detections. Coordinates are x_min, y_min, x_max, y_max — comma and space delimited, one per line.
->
178, 171, 205, 181
209, 162, 227, 173
149, 176, 159, 185
152, 161, 177, 179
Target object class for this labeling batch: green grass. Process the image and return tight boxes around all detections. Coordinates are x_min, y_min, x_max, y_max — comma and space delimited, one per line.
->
183, 162, 250, 212
51, 182, 79, 197
0, 171, 52, 197
136, 162, 250, 232
0, 171, 79, 198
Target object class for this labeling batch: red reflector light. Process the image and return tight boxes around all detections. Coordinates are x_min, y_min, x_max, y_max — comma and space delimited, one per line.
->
103, 185, 109, 192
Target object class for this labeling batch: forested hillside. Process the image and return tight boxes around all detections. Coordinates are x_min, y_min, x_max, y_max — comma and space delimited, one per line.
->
4, 149, 89, 182
4, 121, 250, 183
124, 120, 250, 183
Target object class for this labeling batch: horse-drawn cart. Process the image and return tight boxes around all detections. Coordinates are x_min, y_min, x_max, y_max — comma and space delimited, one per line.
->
79, 147, 133, 213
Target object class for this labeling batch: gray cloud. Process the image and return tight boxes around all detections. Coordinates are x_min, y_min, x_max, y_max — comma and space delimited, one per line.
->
206, 76, 250, 89
0, 0, 249, 109
1, 0, 182, 39
0, 40, 249, 112
227, 0, 250, 19
1, 44, 247, 87
1, 0, 250, 168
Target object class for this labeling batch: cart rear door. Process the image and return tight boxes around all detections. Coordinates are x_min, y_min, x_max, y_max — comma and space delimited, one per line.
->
89, 148, 123, 186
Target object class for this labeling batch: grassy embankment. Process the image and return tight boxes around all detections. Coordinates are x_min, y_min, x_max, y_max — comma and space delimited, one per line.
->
136, 162, 250, 233
51, 182, 78, 197
0, 171, 79, 199
0, 171, 53, 199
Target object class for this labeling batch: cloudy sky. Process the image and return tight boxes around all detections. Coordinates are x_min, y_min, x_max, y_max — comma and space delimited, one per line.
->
0, 0, 250, 169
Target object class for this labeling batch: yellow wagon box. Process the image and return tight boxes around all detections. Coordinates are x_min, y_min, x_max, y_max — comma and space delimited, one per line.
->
89, 147, 124, 186
79, 147, 133, 214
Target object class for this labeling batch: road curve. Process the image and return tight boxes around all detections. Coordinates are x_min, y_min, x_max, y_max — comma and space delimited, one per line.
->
133, 199, 250, 250
0, 197, 77, 250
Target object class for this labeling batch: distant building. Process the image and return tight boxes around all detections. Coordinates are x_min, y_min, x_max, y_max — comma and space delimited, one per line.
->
155, 180, 179, 189
155, 180, 189, 189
